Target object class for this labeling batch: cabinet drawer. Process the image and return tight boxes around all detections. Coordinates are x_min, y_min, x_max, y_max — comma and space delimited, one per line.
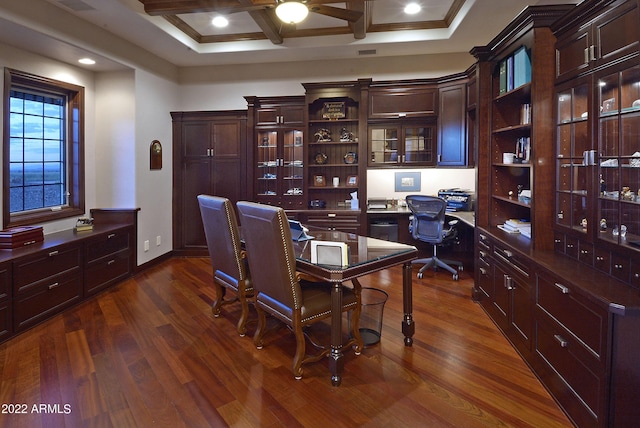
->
594, 247, 610, 274
0, 300, 11, 341
84, 250, 131, 296
14, 273, 82, 331
631, 258, 640, 290
535, 315, 604, 427
85, 230, 130, 262
611, 252, 630, 283
536, 272, 607, 359
493, 243, 528, 278
477, 230, 492, 252
0, 262, 11, 302
14, 245, 81, 294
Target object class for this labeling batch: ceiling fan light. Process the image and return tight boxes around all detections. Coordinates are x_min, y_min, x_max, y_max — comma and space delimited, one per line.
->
276, 1, 309, 24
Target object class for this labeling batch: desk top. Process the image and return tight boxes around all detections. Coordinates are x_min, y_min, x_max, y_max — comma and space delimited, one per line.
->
293, 229, 417, 282
367, 207, 475, 228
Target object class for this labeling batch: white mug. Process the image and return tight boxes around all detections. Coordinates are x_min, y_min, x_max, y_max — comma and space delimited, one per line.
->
332, 177, 339, 187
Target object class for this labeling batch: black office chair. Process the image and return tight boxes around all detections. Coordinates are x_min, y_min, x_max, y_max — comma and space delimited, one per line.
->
406, 195, 462, 280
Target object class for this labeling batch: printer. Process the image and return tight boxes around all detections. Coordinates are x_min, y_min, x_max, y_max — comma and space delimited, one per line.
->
438, 188, 475, 211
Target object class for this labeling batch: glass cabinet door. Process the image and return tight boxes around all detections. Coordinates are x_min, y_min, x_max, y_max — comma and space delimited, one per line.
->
370, 126, 399, 165
403, 126, 435, 165
598, 66, 640, 245
256, 130, 278, 197
256, 128, 304, 201
369, 124, 435, 166
282, 129, 304, 198
556, 83, 590, 233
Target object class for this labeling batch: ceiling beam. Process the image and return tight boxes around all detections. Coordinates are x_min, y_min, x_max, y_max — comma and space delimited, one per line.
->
138, 0, 272, 16
239, 0, 283, 45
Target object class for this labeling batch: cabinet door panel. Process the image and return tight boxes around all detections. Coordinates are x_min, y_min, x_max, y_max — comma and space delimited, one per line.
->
595, 1, 640, 66
369, 88, 436, 119
14, 273, 82, 332
438, 84, 466, 166
182, 122, 210, 157
213, 122, 243, 157
556, 30, 590, 82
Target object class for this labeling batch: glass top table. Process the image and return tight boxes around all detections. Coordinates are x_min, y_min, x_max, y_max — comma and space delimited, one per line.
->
292, 229, 418, 386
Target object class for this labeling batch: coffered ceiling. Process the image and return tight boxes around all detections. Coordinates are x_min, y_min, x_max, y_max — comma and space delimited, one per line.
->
0, 0, 582, 70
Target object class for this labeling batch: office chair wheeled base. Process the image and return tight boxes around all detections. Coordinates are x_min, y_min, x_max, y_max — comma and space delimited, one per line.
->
414, 255, 462, 281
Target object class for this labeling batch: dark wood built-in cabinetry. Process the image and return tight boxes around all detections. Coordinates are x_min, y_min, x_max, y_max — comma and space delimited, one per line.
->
246, 96, 305, 208
0, 209, 137, 344
472, 3, 640, 427
171, 111, 247, 255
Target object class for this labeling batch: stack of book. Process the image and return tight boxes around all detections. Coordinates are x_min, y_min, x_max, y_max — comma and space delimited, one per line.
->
75, 217, 94, 232
498, 219, 531, 238
0, 226, 44, 249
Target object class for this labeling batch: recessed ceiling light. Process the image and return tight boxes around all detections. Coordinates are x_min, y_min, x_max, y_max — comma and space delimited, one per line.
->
212, 16, 229, 27
78, 58, 95, 65
404, 3, 421, 14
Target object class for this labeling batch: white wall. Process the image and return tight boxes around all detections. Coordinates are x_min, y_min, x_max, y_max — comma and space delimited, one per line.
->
95, 71, 136, 208
367, 168, 476, 201
134, 69, 178, 264
177, 52, 475, 111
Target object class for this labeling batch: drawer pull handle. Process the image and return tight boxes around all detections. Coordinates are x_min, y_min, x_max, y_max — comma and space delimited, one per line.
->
567, 244, 574, 248
327, 213, 336, 218
580, 250, 588, 255
554, 334, 568, 348
635, 273, 639, 279
614, 264, 623, 270
108, 233, 116, 239
479, 250, 487, 258
554, 282, 570, 294
504, 275, 514, 290
48, 250, 59, 257
479, 233, 487, 240
107, 259, 115, 265
503, 250, 513, 258
596, 256, 604, 261
479, 267, 487, 275
48, 282, 60, 290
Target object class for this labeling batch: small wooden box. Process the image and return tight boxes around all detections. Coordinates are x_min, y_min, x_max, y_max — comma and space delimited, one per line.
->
0, 226, 44, 249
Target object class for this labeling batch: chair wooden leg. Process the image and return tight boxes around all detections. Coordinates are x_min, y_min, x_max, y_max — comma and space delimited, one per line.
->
253, 307, 267, 350
212, 283, 225, 317
236, 293, 249, 337
292, 323, 306, 380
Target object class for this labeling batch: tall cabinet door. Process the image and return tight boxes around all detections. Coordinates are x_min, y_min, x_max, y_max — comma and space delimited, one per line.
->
172, 111, 247, 255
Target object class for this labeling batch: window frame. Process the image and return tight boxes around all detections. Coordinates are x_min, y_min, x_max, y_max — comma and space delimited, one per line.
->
3, 68, 85, 228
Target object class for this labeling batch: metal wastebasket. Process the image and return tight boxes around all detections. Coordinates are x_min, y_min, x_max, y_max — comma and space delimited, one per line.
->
352, 287, 389, 347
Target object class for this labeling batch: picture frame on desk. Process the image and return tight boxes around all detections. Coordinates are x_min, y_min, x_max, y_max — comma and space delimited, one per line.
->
314, 174, 326, 187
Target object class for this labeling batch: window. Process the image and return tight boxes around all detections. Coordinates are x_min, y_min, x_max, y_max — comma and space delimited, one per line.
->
3, 69, 84, 228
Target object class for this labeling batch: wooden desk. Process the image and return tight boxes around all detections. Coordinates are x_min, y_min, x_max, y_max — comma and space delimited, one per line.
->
293, 230, 417, 386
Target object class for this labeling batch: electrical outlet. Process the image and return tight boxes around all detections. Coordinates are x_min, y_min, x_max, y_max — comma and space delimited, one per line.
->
156, 235, 161, 246
144, 240, 149, 251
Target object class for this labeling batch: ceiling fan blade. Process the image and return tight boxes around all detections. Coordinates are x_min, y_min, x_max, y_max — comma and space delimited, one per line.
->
309, 4, 363, 23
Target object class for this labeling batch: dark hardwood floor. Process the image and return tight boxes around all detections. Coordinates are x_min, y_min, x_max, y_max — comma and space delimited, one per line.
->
0, 256, 572, 427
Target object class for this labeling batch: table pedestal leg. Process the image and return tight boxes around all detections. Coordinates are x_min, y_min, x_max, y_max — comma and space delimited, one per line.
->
329, 281, 344, 386
402, 261, 415, 346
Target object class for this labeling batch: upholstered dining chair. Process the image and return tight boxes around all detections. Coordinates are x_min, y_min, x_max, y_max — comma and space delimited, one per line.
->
236, 200, 361, 380
198, 195, 253, 336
